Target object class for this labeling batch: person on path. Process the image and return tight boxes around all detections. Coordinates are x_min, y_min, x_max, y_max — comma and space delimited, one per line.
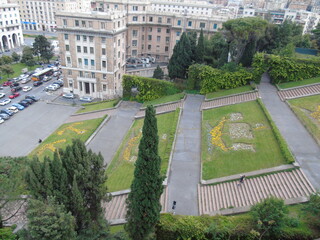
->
238, 175, 245, 186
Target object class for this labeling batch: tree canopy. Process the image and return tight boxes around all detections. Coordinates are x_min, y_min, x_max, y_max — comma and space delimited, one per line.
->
33, 35, 54, 63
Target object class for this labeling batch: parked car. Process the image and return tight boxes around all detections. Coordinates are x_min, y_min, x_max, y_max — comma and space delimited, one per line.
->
0, 113, 10, 120
21, 78, 31, 84
33, 81, 43, 87
7, 106, 19, 113
53, 71, 60, 77
25, 95, 39, 102
18, 101, 29, 107
3, 81, 13, 87
12, 103, 24, 110
22, 86, 32, 92
0, 99, 11, 106
10, 82, 19, 88
45, 85, 57, 92
62, 93, 75, 99
9, 92, 20, 99
53, 81, 63, 87
80, 96, 93, 102
0, 93, 5, 98
0, 117, 4, 124
51, 83, 60, 89
11, 86, 22, 92
23, 98, 34, 105
0, 109, 14, 116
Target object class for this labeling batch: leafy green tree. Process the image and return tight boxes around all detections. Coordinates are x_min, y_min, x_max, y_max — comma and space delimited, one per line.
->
33, 35, 54, 63
0, 65, 14, 78
312, 23, 320, 49
21, 46, 34, 64
25, 140, 109, 237
11, 52, 20, 62
196, 28, 205, 63
1, 56, 12, 64
153, 65, 164, 79
204, 32, 228, 67
223, 17, 268, 63
168, 32, 192, 81
26, 197, 76, 240
303, 193, 320, 228
250, 196, 288, 239
125, 106, 164, 240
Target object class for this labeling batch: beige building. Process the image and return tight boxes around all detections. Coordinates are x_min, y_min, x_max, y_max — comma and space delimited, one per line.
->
0, 0, 24, 52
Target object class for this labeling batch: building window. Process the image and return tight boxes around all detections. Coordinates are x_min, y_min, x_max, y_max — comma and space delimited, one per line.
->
80, 82, 83, 91
75, 20, 79, 26
102, 48, 106, 55
176, 31, 180, 36
148, 35, 152, 41
118, 51, 120, 58
118, 39, 120, 46
213, 23, 217, 29
63, 19, 67, 26
132, 6, 138, 11
166, 36, 170, 43
157, 28, 161, 33
166, 29, 170, 34
101, 37, 106, 43
77, 46, 81, 53
149, 16, 153, 22
84, 59, 88, 66
132, 40, 137, 47
101, 22, 105, 29
89, 21, 93, 28
188, 21, 192, 27
132, 30, 138, 37
132, 50, 137, 56
90, 47, 94, 54
102, 61, 106, 68
78, 58, 82, 65
79, 71, 83, 77
149, 27, 152, 32
142, 35, 144, 40
91, 83, 95, 91
64, 34, 68, 40
177, 20, 181, 25
67, 57, 71, 64
157, 36, 161, 42
158, 17, 162, 23
83, 46, 88, 53
200, 22, 205, 28
132, 16, 138, 21
81, 21, 86, 27
167, 18, 171, 24
165, 46, 168, 52
103, 84, 107, 91
83, 35, 87, 42
76, 35, 80, 41
91, 60, 95, 66
68, 70, 72, 75
148, 45, 151, 50
66, 45, 70, 51
89, 36, 94, 42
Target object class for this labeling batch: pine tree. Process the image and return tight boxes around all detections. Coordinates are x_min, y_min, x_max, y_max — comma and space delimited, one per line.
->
125, 106, 164, 240
196, 28, 205, 63
152, 65, 164, 79
188, 31, 198, 62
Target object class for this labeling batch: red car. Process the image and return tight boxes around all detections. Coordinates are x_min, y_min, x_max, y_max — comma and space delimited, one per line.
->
3, 81, 13, 87
9, 92, 20, 99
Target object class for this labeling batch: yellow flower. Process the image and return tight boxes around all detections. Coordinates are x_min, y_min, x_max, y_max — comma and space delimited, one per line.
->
123, 131, 142, 161
37, 139, 67, 155
311, 105, 320, 121
210, 117, 228, 151
57, 122, 86, 135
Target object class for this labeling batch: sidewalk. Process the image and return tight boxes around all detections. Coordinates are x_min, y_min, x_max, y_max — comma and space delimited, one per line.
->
259, 73, 320, 190
167, 94, 204, 215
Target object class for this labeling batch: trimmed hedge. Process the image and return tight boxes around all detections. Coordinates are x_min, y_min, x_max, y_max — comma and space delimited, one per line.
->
122, 75, 179, 102
252, 53, 320, 84
257, 99, 295, 164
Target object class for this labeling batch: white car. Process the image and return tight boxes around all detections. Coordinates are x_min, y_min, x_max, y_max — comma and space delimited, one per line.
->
62, 93, 75, 99
21, 78, 31, 84
23, 86, 33, 92
80, 96, 93, 102
7, 106, 18, 113
0, 93, 5, 98
45, 85, 57, 91
0, 117, 4, 124
0, 99, 11, 106
51, 83, 60, 89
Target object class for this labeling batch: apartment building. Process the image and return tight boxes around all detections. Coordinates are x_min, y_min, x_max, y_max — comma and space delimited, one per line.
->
0, 0, 24, 52
55, 11, 126, 98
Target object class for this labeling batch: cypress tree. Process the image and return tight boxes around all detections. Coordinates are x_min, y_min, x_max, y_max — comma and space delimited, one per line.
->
152, 65, 164, 79
196, 28, 205, 63
125, 106, 164, 240
188, 31, 198, 62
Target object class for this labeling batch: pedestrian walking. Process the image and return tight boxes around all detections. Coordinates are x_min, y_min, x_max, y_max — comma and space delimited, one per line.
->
238, 175, 245, 186
38, 139, 42, 144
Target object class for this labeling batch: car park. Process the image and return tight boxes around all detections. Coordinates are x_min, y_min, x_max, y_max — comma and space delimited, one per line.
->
0, 113, 10, 120
62, 93, 75, 99
7, 106, 19, 113
9, 92, 20, 99
0, 93, 5, 98
0, 99, 11, 106
18, 101, 29, 107
12, 103, 24, 110
0, 117, 4, 124
11, 86, 22, 92
22, 86, 32, 92
80, 96, 93, 102
0, 109, 14, 116
33, 81, 43, 87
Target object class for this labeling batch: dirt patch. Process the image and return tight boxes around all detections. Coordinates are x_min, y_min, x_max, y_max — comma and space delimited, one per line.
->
229, 123, 253, 139
231, 143, 255, 152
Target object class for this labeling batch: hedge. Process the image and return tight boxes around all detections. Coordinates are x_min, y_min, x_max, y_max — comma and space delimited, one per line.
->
257, 99, 295, 164
252, 53, 320, 84
186, 64, 253, 94
122, 75, 179, 102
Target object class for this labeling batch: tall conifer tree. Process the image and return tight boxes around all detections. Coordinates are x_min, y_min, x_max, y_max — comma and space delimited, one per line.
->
125, 106, 164, 240
196, 28, 205, 63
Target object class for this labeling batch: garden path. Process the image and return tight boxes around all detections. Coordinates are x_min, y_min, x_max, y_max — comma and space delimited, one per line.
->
87, 101, 141, 165
167, 94, 204, 215
259, 73, 320, 190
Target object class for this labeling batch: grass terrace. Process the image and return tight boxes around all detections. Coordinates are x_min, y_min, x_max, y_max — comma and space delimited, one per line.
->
202, 101, 287, 180
106, 109, 180, 192
76, 99, 120, 114
288, 95, 320, 143
142, 92, 185, 107
277, 77, 320, 89
29, 117, 105, 160
205, 85, 253, 100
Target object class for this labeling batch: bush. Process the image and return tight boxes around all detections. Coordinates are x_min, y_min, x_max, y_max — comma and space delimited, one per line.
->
0, 227, 16, 240
122, 75, 180, 102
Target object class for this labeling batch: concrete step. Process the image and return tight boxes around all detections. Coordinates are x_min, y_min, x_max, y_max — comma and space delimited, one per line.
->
278, 83, 320, 101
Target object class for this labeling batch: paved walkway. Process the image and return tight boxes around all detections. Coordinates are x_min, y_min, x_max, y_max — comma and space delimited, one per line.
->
259, 73, 320, 190
167, 94, 204, 215
87, 101, 141, 165
278, 83, 320, 101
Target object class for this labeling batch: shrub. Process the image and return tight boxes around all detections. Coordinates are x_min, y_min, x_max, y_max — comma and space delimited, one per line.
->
0, 227, 16, 240
122, 75, 180, 102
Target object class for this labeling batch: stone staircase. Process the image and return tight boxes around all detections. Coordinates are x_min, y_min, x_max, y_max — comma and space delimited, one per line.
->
103, 187, 168, 224
278, 84, 320, 101
201, 92, 260, 110
198, 168, 315, 215
135, 102, 183, 118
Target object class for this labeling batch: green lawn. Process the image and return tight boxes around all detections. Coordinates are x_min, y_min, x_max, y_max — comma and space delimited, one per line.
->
106, 109, 180, 192
278, 77, 320, 89
288, 95, 320, 143
142, 92, 185, 107
76, 99, 119, 114
202, 101, 286, 180
206, 85, 253, 100
0, 63, 40, 84
29, 117, 105, 160
110, 225, 125, 234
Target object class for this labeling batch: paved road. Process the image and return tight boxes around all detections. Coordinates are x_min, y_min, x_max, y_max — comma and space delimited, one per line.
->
259, 73, 320, 190
87, 101, 141, 166
0, 101, 76, 157
167, 94, 204, 215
